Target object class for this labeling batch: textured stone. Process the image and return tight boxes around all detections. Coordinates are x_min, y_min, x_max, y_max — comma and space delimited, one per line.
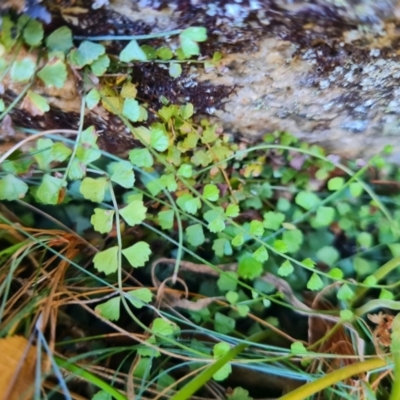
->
107, 0, 400, 160
3, 0, 400, 161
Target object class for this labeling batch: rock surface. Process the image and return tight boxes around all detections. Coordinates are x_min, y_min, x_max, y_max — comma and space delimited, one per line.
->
108, 0, 400, 161
4, 0, 400, 161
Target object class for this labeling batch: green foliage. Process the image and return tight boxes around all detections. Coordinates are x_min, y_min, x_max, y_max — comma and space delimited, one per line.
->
2, 13, 400, 399
126, 288, 153, 308
215, 312, 235, 334
226, 291, 239, 304
157, 209, 174, 230
263, 211, 285, 230
316, 246, 339, 266
213, 342, 232, 381
10, 58, 35, 82
238, 254, 263, 280
169, 63, 182, 78
108, 161, 135, 189
95, 297, 120, 321
37, 59, 67, 88
122, 242, 151, 268
249, 220, 264, 237
328, 177, 345, 191
37, 174, 64, 204
340, 309, 353, 321
225, 204, 240, 217
307, 272, 324, 291
86, 89, 100, 109
150, 127, 169, 152
278, 260, 294, 277
314, 206, 335, 227
80, 177, 108, 203
186, 224, 205, 246
91, 54, 110, 76
217, 272, 238, 292
23, 19, 44, 47
46, 26, 73, 52
23, 90, 50, 114
70, 41, 105, 67
179, 27, 207, 58
203, 184, 220, 201
253, 246, 269, 263
129, 148, 154, 168
94, 247, 119, 275
91, 208, 115, 234
337, 283, 355, 301
92, 391, 112, 400
120, 200, 147, 226
152, 318, 176, 336
204, 209, 225, 232
177, 164, 193, 178
119, 40, 147, 62
0, 174, 29, 200
291, 341, 308, 355
227, 387, 253, 400
295, 191, 321, 210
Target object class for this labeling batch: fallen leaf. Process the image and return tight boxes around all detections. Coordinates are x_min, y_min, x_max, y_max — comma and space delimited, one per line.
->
0, 336, 41, 400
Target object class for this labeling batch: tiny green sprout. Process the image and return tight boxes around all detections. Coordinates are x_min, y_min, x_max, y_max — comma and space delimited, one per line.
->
22, 91, 50, 115
231, 233, 244, 247
37, 174, 65, 205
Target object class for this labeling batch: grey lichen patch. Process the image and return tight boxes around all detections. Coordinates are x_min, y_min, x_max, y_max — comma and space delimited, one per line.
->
199, 21, 400, 158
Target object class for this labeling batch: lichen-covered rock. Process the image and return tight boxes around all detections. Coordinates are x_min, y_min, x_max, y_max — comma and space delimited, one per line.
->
106, 0, 400, 161
3, 0, 400, 160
